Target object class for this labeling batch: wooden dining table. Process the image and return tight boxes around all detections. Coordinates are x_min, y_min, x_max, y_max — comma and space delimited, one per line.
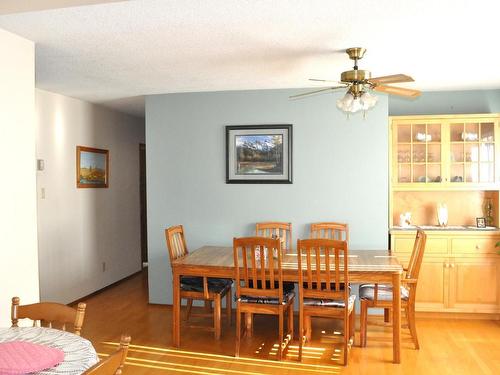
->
171, 246, 404, 364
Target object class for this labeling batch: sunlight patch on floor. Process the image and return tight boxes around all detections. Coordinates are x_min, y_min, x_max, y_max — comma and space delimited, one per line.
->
100, 341, 342, 374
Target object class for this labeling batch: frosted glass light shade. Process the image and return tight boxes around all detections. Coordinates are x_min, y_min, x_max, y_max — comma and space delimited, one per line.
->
337, 90, 378, 114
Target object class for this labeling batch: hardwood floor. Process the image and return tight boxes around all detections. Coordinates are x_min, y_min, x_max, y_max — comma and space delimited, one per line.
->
79, 270, 500, 374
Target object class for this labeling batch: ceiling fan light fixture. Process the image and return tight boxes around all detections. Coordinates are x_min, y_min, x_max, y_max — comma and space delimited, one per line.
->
336, 90, 378, 113
336, 92, 354, 111
360, 91, 378, 110
349, 97, 363, 113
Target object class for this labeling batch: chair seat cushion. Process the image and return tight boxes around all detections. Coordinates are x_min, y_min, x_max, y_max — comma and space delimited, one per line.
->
359, 284, 409, 301
238, 290, 295, 305
248, 280, 295, 294
303, 294, 356, 309
180, 276, 232, 294
303, 282, 349, 291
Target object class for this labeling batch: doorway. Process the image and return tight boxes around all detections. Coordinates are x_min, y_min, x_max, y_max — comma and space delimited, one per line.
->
139, 143, 148, 266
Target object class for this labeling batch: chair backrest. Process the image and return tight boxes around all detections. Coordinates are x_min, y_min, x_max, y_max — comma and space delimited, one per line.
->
256, 222, 292, 252
297, 238, 349, 303
233, 237, 284, 302
310, 222, 349, 242
406, 230, 427, 291
165, 225, 188, 263
11, 297, 86, 336
83, 334, 131, 375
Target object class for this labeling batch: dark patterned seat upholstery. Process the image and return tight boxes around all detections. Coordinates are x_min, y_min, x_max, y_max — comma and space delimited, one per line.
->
180, 276, 232, 294
237, 281, 295, 305
359, 284, 410, 301
303, 294, 356, 308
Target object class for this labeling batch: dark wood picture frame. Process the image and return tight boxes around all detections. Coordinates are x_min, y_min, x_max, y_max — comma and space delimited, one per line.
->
476, 217, 486, 228
225, 124, 293, 184
76, 146, 109, 188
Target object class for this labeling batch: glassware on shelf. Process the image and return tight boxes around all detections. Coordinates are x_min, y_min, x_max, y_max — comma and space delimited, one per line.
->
405, 151, 411, 162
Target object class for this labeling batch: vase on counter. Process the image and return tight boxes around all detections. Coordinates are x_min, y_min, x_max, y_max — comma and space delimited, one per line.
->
399, 212, 412, 227
484, 198, 494, 227
437, 203, 448, 227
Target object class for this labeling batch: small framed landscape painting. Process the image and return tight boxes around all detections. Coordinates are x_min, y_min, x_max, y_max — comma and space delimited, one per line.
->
226, 124, 292, 184
76, 146, 109, 188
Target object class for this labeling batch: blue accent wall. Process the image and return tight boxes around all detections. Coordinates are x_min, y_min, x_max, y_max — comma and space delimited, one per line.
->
389, 89, 500, 115
146, 89, 389, 304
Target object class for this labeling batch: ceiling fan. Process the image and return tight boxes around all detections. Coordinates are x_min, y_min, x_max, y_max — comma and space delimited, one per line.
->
290, 47, 421, 113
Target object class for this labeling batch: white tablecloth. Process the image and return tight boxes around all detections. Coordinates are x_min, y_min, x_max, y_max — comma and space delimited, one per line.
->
0, 327, 99, 374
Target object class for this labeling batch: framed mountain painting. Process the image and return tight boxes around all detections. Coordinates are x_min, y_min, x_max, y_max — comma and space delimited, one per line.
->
225, 124, 292, 184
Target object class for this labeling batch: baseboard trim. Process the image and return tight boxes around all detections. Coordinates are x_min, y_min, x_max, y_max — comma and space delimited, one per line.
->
68, 269, 143, 307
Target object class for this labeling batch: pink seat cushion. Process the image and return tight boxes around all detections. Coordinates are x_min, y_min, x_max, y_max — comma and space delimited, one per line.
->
0, 341, 65, 374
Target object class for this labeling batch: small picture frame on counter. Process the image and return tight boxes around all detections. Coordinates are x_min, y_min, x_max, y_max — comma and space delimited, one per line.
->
476, 217, 486, 228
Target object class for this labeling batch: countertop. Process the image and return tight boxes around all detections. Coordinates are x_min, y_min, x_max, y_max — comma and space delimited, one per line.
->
391, 225, 500, 232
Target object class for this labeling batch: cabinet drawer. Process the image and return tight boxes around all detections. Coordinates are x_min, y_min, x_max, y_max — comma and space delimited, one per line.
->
451, 238, 499, 254
393, 237, 448, 255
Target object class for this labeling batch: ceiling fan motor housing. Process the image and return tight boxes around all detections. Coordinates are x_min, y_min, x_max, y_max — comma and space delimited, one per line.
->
341, 69, 371, 83
340, 70, 372, 88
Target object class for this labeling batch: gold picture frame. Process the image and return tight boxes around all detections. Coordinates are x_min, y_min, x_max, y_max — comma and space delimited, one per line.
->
76, 146, 109, 188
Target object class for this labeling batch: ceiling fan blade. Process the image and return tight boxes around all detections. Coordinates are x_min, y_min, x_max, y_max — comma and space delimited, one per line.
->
369, 74, 414, 84
289, 86, 346, 99
309, 78, 341, 83
373, 85, 421, 97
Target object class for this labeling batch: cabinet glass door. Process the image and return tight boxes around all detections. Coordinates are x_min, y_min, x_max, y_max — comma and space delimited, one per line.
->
449, 122, 495, 183
395, 122, 442, 184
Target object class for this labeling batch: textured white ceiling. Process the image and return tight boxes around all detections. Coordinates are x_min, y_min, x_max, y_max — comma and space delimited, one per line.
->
0, 0, 127, 15
1, 0, 499, 117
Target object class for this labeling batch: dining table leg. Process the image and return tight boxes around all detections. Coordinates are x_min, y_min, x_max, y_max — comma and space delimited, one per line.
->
392, 272, 401, 364
173, 269, 181, 347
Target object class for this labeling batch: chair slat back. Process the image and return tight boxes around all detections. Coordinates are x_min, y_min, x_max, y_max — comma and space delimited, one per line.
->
406, 229, 427, 285
11, 297, 86, 335
165, 225, 188, 263
310, 222, 349, 242
233, 237, 283, 301
256, 222, 292, 252
83, 334, 131, 375
297, 239, 349, 302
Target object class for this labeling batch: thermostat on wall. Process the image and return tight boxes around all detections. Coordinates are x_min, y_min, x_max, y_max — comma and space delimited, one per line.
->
37, 159, 45, 171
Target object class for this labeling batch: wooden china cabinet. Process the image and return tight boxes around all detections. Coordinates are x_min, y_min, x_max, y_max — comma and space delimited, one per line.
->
389, 114, 500, 317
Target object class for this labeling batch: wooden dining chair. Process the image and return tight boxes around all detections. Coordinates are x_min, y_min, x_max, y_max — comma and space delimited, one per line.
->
359, 230, 427, 349
165, 225, 232, 339
11, 297, 86, 335
256, 222, 293, 252
83, 334, 131, 375
297, 238, 355, 365
310, 222, 349, 242
233, 237, 294, 360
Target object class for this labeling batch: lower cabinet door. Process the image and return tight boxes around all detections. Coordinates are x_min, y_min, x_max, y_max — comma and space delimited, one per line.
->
449, 259, 500, 313
415, 258, 449, 311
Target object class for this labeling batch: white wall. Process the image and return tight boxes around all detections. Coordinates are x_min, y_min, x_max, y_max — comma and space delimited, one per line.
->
146, 89, 389, 304
0, 29, 39, 326
36, 89, 144, 303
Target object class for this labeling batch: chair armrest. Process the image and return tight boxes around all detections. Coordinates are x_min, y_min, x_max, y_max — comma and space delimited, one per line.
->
402, 278, 418, 284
